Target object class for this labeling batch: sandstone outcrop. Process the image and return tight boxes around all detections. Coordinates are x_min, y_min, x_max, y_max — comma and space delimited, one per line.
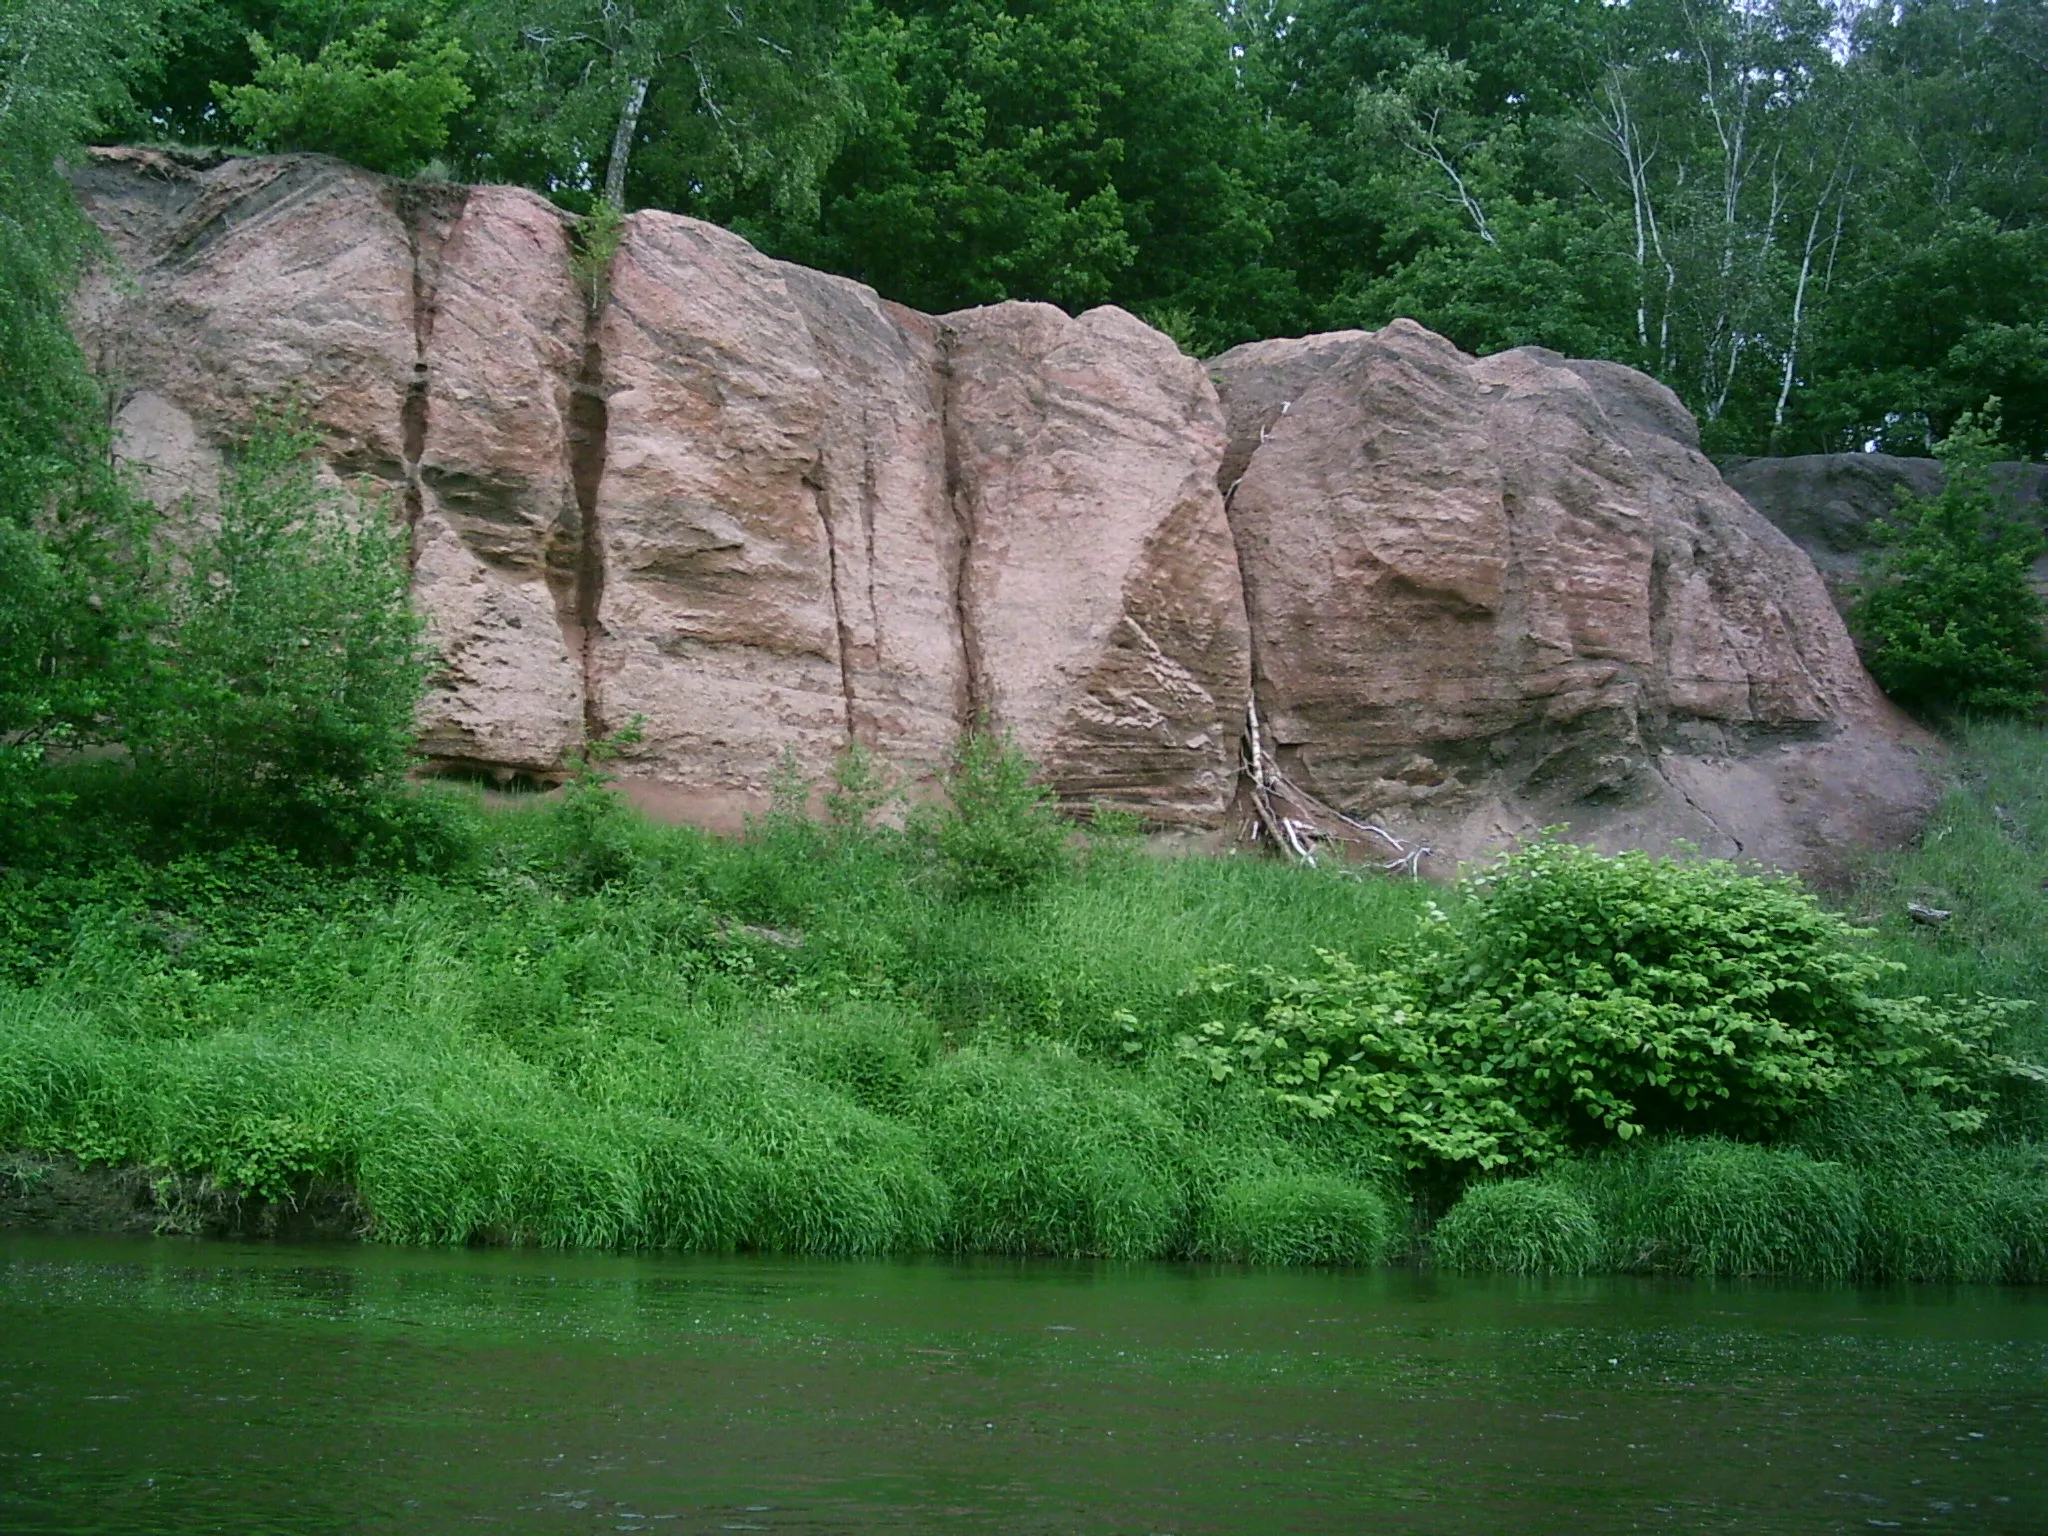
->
943, 303, 1248, 823
70, 147, 1247, 829
1209, 327, 1937, 880
72, 148, 1939, 877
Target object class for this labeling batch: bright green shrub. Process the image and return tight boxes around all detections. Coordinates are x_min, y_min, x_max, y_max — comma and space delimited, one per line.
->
1196, 1170, 1393, 1265
128, 418, 433, 845
1583, 1139, 1863, 1279
914, 729, 1073, 899
1431, 1180, 1602, 1275
1849, 407, 2046, 720
918, 1042, 1189, 1257
1444, 840, 2026, 1145
1176, 950, 1535, 1169
1180, 838, 2034, 1171
218, 19, 474, 176
543, 722, 651, 894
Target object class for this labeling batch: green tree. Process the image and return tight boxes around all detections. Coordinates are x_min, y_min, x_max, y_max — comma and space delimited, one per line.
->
0, 0, 164, 820
217, 10, 474, 173
726, 0, 1289, 347
129, 417, 435, 835
455, 0, 852, 211
1849, 406, 2047, 720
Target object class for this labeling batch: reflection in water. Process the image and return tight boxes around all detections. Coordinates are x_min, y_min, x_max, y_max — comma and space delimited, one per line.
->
1, 1233, 2044, 1534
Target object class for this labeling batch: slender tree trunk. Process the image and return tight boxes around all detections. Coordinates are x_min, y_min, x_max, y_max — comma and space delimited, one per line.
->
603, 76, 650, 208
1774, 171, 1845, 435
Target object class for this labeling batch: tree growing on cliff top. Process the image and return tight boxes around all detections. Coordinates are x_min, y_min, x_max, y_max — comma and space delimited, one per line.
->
216, 10, 475, 175
455, 0, 853, 211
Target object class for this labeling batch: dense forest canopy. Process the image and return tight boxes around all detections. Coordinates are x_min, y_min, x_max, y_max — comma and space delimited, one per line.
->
7, 0, 2047, 458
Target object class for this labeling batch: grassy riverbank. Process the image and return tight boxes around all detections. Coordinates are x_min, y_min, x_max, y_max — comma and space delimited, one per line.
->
2, 728, 2045, 1280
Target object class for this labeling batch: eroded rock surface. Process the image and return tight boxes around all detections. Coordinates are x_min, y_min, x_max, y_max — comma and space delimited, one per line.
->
1209, 325, 1938, 881
587, 211, 961, 823
72, 148, 1938, 877
71, 148, 1246, 828
943, 303, 1248, 824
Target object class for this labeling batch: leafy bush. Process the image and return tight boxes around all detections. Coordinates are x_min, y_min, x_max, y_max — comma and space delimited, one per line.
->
1177, 838, 2035, 1172
218, 18, 474, 176
1196, 1170, 1393, 1266
1578, 1139, 1863, 1279
1849, 406, 2046, 719
544, 719, 648, 893
1177, 950, 1535, 1169
915, 728, 1073, 899
1431, 1180, 1602, 1275
128, 418, 433, 844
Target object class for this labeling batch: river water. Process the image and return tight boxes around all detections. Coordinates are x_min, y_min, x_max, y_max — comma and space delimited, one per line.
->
1, 1233, 2043, 1534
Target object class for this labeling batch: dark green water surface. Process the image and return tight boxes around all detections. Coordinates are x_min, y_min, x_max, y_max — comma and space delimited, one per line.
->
1, 1234, 2044, 1534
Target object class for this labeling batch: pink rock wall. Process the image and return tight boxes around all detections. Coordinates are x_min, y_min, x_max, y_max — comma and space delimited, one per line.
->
71, 148, 1936, 876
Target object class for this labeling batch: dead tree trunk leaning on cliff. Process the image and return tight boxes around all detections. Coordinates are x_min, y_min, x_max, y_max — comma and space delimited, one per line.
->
1239, 699, 1430, 876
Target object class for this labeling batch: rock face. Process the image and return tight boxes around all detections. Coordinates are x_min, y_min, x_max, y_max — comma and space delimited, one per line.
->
1210, 326, 1937, 880
944, 303, 1249, 822
583, 211, 963, 826
1725, 452, 2048, 611
72, 148, 1938, 877
73, 150, 586, 778
71, 147, 1247, 830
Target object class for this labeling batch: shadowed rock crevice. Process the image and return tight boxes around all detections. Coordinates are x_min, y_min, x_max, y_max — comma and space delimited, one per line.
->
568, 327, 609, 742
394, 183, 471, 572
807, 470, 860, 737
935, 321, 987, 730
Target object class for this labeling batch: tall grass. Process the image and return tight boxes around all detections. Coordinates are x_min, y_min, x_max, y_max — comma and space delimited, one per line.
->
2, 727, 2045, 1275
917, 1042, 1191, 1257
1431, 1180, 1603, 1275
0, 811, 1422, 1259
1856, 719, 2048, 1104
1569, 1139, 1865, 1279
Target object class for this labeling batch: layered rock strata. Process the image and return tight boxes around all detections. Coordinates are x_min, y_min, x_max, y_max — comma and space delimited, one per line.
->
1209, 329, 1936, 878
72, 148, 1936, 875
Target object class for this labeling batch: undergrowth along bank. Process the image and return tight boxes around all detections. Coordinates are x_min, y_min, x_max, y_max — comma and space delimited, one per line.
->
0, 725, 2044, 1279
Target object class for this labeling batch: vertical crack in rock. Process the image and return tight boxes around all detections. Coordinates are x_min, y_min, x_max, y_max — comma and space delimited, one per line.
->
1215, 419, 1274, 801
860, 426, 883, 696
808, 470, 860, 742
567, 318, 609, 743
395, 184, 468, 571
936, 322, 985, 728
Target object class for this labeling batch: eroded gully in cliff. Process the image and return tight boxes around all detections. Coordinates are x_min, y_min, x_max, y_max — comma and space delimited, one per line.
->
936, 321, 988, 732
567, 313, 609, 744
395, 184, 471, 576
